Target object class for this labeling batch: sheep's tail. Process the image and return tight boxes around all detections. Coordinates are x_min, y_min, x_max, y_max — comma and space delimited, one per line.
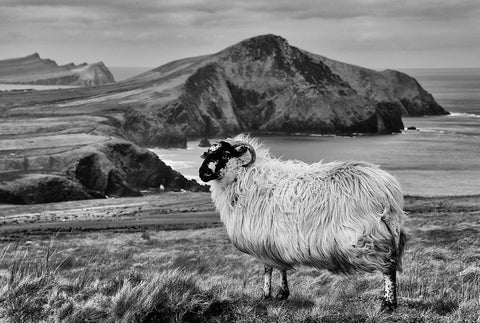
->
381, 216, 408, 273
396, 228, 408, 272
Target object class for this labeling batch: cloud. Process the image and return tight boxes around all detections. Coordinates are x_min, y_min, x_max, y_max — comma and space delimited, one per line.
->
3, 0, 480, 21
1, 0, 479, 67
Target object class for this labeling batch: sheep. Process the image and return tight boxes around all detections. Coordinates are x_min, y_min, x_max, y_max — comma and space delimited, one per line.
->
199, 134, 407, 311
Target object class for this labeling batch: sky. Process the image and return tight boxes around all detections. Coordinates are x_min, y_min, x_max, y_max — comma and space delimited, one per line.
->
1, 0, 479, 69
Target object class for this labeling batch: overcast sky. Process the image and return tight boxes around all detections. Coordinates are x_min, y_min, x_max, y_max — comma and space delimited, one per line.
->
1, 0, 479, 69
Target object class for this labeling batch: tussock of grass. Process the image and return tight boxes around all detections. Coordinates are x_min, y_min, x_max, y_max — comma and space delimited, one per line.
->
112, 270, 215, 323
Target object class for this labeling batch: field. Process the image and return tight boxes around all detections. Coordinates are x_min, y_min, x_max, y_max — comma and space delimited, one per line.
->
0, 193, 479, 322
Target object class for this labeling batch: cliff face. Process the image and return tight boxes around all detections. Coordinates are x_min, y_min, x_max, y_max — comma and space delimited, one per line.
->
309, 54, 448, 116
0, 53, 115, 86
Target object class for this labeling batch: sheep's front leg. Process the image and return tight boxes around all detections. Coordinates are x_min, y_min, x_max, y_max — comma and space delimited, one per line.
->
276, 269, 290, 300
380, 267, 397, 312
262, 265, 273, 299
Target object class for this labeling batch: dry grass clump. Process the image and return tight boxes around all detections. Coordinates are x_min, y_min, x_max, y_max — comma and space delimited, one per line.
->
0, 240, 234, 323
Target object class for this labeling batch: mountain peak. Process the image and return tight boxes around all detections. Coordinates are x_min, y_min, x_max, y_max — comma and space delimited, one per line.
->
244, 34, 288, 44
233, 33, 289, 53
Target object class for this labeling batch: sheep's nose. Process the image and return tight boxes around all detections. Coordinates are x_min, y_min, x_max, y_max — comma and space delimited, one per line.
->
201, 152, 207, 159
199, 166, 214, 182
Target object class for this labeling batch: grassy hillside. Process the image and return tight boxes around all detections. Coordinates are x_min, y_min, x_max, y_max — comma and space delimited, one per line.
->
0, 195, 479, 322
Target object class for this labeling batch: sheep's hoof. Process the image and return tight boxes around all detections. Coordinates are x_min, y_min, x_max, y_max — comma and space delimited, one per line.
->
379, 301, 397, 313
275, 289, 290, 301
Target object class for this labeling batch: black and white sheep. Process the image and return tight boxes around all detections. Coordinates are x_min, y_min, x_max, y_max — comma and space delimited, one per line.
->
199, 135, 407, 311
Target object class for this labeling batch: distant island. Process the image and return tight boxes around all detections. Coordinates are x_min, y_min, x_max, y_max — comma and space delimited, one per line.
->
0, 53, 115, 86
0, 34, 448, 204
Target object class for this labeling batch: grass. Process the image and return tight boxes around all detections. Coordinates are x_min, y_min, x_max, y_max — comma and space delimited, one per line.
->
0, 196, 479, 322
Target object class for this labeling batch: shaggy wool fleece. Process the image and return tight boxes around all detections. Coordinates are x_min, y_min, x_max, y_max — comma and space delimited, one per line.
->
209, 135, 406, 274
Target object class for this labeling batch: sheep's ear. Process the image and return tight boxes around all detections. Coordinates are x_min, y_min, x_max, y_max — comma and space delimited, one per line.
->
209, 142, 222, 152
233, 143, 256, 167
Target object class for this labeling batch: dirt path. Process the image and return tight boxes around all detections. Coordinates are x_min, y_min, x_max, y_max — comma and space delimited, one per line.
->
0, 192, 218, 240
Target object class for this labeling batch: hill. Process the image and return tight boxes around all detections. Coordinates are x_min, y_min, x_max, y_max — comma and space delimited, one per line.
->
0, 53, 115, 86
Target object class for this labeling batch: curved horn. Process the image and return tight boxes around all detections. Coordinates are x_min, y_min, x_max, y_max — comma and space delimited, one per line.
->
232, 142, 256, 168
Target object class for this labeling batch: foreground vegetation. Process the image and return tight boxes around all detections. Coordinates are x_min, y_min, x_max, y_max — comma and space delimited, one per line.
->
0, 195, 479, 322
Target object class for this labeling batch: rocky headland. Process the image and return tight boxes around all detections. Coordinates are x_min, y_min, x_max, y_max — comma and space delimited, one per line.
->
0, 34, 447, 204
0, 53, 115, 86
0, 137, 207, 204
310, 54, 447, 116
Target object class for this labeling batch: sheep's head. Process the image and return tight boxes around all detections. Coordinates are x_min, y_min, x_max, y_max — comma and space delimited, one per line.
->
199, 140, 256, 182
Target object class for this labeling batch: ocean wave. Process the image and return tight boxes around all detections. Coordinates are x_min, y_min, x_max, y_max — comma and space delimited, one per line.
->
448, 112, 480, 118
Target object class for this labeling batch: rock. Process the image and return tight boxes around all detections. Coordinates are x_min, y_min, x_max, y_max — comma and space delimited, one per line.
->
72, 139, 209, 197
0, 138, 208, 204
0, 53, 115, 86
198, 138, 211, 147
0, 174, 93, 204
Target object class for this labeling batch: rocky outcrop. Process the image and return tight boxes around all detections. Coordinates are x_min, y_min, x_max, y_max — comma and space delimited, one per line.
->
72, 140, 207, 197
309, 54, 448, 116
0, 175, 92, 204
0, 139, 208, 204
0, 53, 115, 86
198, 138, 211, 147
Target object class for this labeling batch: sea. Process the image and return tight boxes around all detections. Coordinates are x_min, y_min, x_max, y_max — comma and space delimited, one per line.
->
151, 68, 480, 196
1, 67, 479, 196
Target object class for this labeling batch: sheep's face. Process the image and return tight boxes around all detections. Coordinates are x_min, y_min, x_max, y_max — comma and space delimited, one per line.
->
199, 141, 255, 183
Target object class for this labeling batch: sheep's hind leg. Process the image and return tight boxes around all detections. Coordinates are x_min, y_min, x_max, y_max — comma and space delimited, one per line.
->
380, 267, 397, 312
262, 265, 273, 299
275, 269, 290, 300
